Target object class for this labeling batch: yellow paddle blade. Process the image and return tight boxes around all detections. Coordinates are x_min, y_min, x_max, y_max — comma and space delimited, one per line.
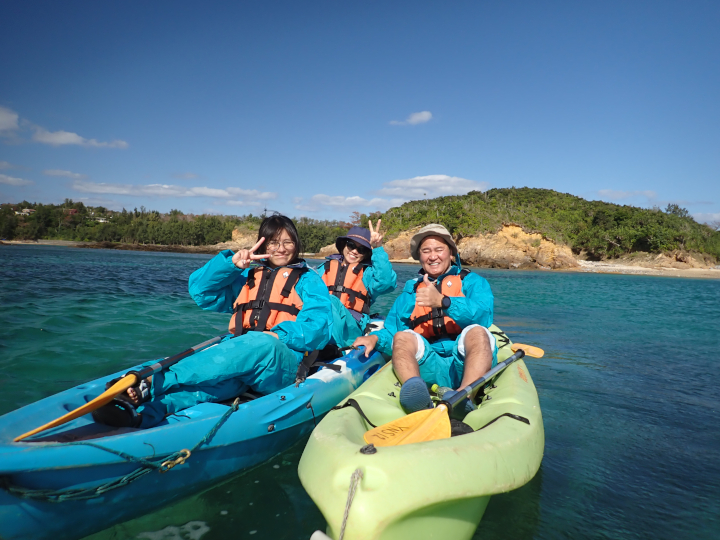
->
511, 343, 544, 358
364, 404, 451, 447
14, 374, 139, 442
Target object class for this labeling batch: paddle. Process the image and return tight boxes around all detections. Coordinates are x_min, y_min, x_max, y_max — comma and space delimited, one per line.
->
363, 343, 544, 447
14, 334, 230, 442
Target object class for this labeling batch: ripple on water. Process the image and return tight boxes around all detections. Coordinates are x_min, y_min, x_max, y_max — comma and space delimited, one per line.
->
1, 246, 718, 540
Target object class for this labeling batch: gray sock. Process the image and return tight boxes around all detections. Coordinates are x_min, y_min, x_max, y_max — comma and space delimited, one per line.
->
399, 377, 433, 413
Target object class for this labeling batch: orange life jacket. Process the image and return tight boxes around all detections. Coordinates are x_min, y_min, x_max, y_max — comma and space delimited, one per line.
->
229, 265, 307, 335
321, 259, 370, 316
409, 269, 470, 342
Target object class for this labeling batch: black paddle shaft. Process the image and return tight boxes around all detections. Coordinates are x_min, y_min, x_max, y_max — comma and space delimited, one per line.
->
440, 349, 526, 413
125, 334, 230, 382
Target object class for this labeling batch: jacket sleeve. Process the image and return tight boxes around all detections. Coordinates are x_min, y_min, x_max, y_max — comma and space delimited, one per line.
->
371, 281, 415, 356
273, 270, 333, 353
188, 250, 247, 314
363, 247, 398, 303
445, 272, 494, 328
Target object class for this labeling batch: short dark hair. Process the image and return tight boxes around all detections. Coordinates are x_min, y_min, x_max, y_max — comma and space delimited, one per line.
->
256, 214, 302, 262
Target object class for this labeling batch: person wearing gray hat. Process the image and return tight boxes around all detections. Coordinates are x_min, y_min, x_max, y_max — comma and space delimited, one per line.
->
353, 223, 497, 417
317, 220, 397, 348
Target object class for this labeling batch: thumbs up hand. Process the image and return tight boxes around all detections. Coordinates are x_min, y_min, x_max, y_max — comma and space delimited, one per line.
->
415, 274, 445, 308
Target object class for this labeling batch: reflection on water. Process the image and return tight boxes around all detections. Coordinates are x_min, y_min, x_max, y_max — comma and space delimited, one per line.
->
1, 246, 719, 540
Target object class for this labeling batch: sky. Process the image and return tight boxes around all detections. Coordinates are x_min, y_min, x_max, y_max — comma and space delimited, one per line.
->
1, 1, 719, 224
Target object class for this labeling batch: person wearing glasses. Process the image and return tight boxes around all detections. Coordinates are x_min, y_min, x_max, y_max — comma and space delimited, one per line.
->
318, 220, 397, 349
94, 215, 333, 429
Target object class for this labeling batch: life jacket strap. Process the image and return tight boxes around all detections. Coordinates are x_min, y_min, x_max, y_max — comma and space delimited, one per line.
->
294, 348, 342, 386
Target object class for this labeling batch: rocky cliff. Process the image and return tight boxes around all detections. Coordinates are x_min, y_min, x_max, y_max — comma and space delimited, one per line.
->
457, 225, 579, 269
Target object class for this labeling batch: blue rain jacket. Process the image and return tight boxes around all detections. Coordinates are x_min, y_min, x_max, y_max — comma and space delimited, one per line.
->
135, 251, 334, 428
372, 261, 493, 357
317, 247, 397, 346
189, 250, 333, 353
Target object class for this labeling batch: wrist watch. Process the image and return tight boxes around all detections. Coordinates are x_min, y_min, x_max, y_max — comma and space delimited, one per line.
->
441, 295, 451, 310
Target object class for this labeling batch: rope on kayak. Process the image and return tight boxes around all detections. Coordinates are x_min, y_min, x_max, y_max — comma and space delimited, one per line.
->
338, 468, 363, 540
0, 398, 241, 503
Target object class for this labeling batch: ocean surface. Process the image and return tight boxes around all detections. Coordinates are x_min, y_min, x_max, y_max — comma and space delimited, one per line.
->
1, 245, 719, 540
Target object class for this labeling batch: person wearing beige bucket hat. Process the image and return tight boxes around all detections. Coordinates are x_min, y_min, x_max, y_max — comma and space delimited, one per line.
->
353, 223, 497, 417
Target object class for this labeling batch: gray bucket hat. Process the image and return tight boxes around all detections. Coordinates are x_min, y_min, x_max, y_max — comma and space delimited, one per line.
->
410, 224, 458, 260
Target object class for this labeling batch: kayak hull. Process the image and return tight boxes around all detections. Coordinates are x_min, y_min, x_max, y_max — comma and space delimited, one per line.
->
298, 325, 544, 540
0, 345, 387, 540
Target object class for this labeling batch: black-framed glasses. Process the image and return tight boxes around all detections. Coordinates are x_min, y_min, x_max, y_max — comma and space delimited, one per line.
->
345, 239, 370, 255
267, 240, 296, 251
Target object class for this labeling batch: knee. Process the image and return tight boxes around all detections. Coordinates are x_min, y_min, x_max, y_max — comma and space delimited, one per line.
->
463, 326, 491, 353
393, 331, 418, 355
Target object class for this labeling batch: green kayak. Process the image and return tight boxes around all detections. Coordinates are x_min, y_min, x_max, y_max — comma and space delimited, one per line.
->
298, 325, 544, 540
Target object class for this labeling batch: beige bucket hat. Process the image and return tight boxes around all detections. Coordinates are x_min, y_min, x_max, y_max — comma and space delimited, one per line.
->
410, 224, 458, 260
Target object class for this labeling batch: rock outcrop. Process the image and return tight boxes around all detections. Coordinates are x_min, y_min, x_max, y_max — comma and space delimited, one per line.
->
458, 225, 578, 269
382, 227, 422, 261
317, 243, 339, 258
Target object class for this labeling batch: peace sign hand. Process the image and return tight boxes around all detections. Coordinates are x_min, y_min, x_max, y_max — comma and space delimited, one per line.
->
232, 237, 269, 269
368, 219, 384, 248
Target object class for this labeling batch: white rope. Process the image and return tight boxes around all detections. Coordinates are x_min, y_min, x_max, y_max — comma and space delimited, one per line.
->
338, 468, 364, 540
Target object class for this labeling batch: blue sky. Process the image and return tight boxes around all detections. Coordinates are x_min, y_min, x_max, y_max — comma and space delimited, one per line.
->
1, 1, 718, 224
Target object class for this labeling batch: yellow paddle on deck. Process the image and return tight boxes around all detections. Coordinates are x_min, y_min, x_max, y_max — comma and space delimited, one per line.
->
363, 343, 544, 447
14, 334, 228, 442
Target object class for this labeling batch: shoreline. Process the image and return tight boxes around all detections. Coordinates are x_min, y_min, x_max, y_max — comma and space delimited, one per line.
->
3, 239, 719, 280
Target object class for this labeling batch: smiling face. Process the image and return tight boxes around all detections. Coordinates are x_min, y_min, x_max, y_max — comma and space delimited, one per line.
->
418, 236, 453, 279
342, 240, 370, 264
266, 228, 297, 268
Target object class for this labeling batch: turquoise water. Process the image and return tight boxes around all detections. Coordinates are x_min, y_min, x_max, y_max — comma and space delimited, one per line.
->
1, 245, 719, 540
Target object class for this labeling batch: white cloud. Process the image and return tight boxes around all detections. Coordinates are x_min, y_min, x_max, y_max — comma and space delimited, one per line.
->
0, 106, 127, 149
693, 212, 720, 226
390, 110, 433, 126
72, 181, 278, 203
597, 189, 658, 201
33, 128, 129, 148
44, 169, 87, 179
227, 187, 277, 200
0, 106, 19, 132
0, 160, 15, 169
298, 174, 487, 214
0, 173, 33, 186
376, 175, 489, 199
226, 200, 262, 207
298, 194, 404, 213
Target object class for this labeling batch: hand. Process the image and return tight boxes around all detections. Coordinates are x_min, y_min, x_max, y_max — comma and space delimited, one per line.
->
232, 237, 269, 269
368, 219, 384, 249
352, 334, 379, 357
263, 331, 278, 339
415, 274, 444, 308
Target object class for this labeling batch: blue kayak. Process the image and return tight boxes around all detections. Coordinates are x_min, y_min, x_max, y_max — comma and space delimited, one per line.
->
0, 340, 386, 540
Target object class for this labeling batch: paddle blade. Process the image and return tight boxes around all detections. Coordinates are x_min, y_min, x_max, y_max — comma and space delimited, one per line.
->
511, 343, 544, 358
364, 405, 451, 447
14, 374, 139, 442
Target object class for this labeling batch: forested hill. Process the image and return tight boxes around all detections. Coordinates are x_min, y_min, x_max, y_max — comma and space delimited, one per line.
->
2, 188, 719, 260
371, 188, 720, 260
0, 201, 350, 253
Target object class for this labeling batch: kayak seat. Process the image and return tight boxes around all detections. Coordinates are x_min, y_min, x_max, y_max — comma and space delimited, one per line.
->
219, 389, 265, 406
